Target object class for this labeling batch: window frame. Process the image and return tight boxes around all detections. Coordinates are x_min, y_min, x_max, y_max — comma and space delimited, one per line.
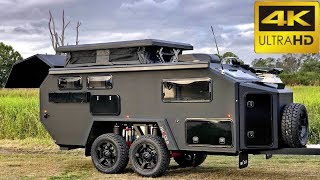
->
87, 75, 113, 90
161, 77, 213, 103
58, 76, 83, 90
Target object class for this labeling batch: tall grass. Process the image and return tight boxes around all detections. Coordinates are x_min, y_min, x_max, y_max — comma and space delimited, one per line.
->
0, 89, 50, 139
290, 86, 320, 144
0, 87, 319, 143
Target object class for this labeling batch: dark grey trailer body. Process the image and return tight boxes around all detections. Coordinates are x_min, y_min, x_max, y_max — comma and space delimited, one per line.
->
40, 61, 292, 153
6, 39, 315, 177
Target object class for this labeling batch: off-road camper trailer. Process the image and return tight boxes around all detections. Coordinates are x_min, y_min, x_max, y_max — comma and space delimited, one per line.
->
6, 39, 318, 177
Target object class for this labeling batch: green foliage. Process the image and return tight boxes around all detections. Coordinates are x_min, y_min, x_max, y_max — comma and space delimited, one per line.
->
253, 54, 320, 86
251, 57, 278, 68
0, 42, 23, 87
0, 89, 50, 139
221, 52, 244, 64
300, 57, 320, 73
291, 86, 320, 144
280, 54, 303, 73
280, 72, 320, 86
222, 52, 239, 59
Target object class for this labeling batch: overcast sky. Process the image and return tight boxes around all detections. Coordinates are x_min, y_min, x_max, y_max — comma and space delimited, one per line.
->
0, 0, 274, 63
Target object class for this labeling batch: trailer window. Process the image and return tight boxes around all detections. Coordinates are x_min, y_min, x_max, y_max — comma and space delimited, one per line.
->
87, 75, 113, 89
58, 77, 82, 90
162, 78, 212, 102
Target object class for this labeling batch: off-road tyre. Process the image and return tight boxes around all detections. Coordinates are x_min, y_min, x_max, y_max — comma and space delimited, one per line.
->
129, 135, 170, 177
91, 133, 129, 174
174, 152, 207, 168
281, 103, 309, 148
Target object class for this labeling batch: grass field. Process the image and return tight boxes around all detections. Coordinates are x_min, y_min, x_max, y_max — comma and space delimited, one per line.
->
291, 86, 320, 143
0, 87, 320, 179
0, 89, 50, 140
1, 139, 320, 179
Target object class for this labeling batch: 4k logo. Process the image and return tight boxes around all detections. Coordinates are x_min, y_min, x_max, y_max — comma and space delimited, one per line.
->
262, 10, 311, 26
255, 1, 319, 53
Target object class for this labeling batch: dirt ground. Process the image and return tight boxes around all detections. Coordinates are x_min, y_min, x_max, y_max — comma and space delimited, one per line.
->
1, 139, 320, 180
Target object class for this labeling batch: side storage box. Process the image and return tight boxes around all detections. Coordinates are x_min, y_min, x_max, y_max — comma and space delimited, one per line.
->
186, 119, 233, 147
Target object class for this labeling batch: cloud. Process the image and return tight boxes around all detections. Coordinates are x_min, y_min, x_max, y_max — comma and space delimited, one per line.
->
12, 25, 45, 35
121, 0, 181, 11
0, 0, 267, 63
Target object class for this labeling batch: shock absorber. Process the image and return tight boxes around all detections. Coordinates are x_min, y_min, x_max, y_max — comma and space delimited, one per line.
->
131, 125, 136, 141
124, 126, 129, 142
152, 124, 159, 136
113, 123, 120, 135
122, 127, 126, 138
146, 124, 151, 135
128, 126, 132, 142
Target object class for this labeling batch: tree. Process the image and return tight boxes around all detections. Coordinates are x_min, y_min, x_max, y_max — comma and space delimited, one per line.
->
221, 52, 244, 64
281, 54, 302, 73
251, 57, 278, 68
49, 10, 70, 52
222, 52, 239, 59
76, 21, 82, 45
48, 10, 82, 52
300, 54, 320, 73
0, 42, 23, 87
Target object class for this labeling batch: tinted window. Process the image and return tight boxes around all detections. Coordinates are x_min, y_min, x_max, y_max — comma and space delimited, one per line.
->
87, 76, 113, 89
162, 78, 212, 102
58, 76, 82, 90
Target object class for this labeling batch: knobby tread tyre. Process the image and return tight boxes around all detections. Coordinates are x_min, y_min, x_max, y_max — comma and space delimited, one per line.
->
91, 133, 129, 174
129, 135, 170, 177
174, 152, 207, 168
281, 103, 309, 148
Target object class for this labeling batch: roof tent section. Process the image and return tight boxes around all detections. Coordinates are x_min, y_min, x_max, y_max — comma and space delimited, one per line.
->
56, 39, 194, 67
5, 54, 66, 88
56, 39, 194, 52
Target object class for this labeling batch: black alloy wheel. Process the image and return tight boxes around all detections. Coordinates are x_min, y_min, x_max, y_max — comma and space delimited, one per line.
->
130, 135, 170, 177
91, 133, 129, 174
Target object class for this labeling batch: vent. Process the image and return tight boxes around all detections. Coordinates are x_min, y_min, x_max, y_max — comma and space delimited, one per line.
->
49, 92, 90, 103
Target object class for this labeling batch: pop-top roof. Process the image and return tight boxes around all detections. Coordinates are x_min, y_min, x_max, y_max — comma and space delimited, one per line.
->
56, 39, 194, 52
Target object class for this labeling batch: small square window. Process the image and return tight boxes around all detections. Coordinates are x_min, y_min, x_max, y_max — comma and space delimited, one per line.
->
87, 75, 113, 89
58, 76, 82, 90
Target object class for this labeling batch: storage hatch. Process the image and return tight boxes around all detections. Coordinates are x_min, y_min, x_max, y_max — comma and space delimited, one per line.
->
90, 95, 121, 115
245, 94, 273, 147
186, 119, 233, 147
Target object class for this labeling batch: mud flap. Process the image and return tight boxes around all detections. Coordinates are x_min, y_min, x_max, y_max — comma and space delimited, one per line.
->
239, 152, 248, 169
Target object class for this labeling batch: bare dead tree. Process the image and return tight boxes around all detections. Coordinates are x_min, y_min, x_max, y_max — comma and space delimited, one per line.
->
48, 10, 79, 53
59, 10, 70, 47
76, 21, 81, 45
48, 11, 59, 51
